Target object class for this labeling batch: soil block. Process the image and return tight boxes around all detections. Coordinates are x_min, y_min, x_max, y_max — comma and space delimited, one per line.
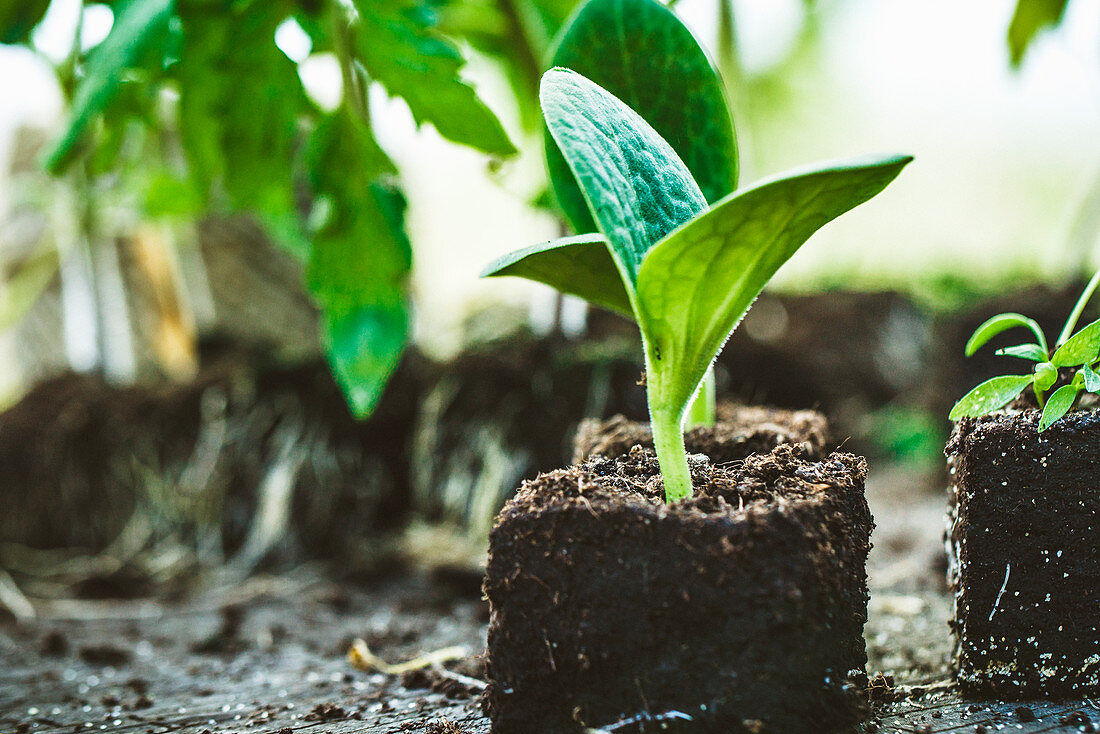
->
947, 408, 1100, 698
483, 444, 873, 733
573, 403, 829, 465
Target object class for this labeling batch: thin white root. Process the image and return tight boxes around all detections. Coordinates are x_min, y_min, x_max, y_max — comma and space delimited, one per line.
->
347, 637, 467, 675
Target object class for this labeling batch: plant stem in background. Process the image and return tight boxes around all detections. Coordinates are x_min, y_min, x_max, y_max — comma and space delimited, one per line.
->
1057, 268, 1100, 346
684, 364, 716, 427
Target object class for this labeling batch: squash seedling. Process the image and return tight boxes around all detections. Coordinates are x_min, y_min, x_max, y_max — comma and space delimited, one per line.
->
484, 68, 911, 502
949, 268, 1100, 431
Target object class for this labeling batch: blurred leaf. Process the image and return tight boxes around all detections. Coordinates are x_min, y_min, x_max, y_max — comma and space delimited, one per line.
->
176, 2, 307, 254
0, 247, 60, 332
481, 233, 631, 315
540, 68, 706, 284
547, 0, 736, 233
0, 0, 50, 44
306, 113, 411, 418
44, 0, 175, 173
949, 374, 1034, 421
143, 170, 202, 218
965, 312, 1048, 356
353, 0, 516, 156
1039, 383, 1078, 430
1007, 0, 1068, 68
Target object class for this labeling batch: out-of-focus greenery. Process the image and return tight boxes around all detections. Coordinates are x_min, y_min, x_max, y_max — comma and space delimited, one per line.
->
1008, 0, 1068, 67
1, 0, 559, 417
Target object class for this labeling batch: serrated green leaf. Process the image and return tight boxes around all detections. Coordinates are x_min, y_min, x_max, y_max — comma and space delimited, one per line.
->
0, 0, 50, 45
540, 68, 706, 285
546, 0, 736, 233
43, 0, 175, 173
1083, 363, 1100, 393
995, 343, 1048, 362
1007, 0, 1068, 68
1039, 383, 1079, 431
306, 113, 411, 418
949, 375, 1035, 421
636, 154, 912, 422
1051, 318, 1100, 367
481, 234, 631, 316
176, 3, 307, 253
965, 312, 1048, 357
354, 0, 516, 156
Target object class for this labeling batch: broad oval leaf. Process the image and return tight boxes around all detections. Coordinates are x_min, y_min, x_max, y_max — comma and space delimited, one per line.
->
540, 68, 707, 285
1033, 361, 1058, 392
949, 375, 1035, 421
480, 234, 631, 317
1039, 383, 1079, 431
546, 0, 736, 233
995, 343, 1048, 362
44, 0, 175, 173
965, 313, 1048, 357
1051, 317, 1100, 367
1083, 362, 1100, 393
635, 154, 912, 418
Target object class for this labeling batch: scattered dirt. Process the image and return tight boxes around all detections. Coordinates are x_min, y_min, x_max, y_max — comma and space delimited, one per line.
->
483, 444, 872, 733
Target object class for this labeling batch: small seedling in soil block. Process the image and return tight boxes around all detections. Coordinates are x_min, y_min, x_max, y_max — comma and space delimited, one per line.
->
948, 268, 1100, 697
478, 0, 909, 730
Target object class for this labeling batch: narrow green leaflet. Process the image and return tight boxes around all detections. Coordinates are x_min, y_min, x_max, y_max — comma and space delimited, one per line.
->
354, 0, 516, 156
1039, 383, 1079, 431
996, 343, 1048, 362
965, 313, 1048, 356
1007, 0, 1068, 67
949, 375, 1034, 421
1083, 363, 1100, 393
481, 234, 631, 316
1051, 318, 1100, 367
540, 68, 706, 284
547, 0, 736, 232
0, 0, 50, 44
307, 114, 412, 417
635, 155, 912, 420
44, 0, 175, 172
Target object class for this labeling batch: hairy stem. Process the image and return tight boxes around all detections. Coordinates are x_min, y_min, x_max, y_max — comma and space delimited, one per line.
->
651, 401, 692, 502
1058, 267, 1100, 346
684, 364, 716, 428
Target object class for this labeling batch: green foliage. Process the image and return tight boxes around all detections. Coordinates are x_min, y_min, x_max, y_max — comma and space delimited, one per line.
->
1007, 0, 1068, 67
951, 269, 1100, 430
31, 0, 518, 419
0, 0, 50, 44
487, 68, 910, 502
545, 0, 736, 233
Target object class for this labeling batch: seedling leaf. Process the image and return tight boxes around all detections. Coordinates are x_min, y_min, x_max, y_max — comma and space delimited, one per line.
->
636, 154, 912, 424
481, 234, 631, 316
546, 0, 736, 233
1039, 383, 1079, 431
1051, 317, 1100, 367
1083, 363, 1100, 392
995, 343, 1048, 362
949, 375, 1034, 421
43, 0, 175, 173
965, 313, 1047, 356
540, 67, 707, 285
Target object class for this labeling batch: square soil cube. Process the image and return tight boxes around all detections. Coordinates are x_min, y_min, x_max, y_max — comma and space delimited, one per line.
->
483, 444, 871, 733
947, 408, 1100, 697
573, 403, 829, 464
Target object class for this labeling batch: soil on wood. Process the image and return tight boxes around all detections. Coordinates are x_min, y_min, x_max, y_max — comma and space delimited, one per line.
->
947, 408, 1100, 698
572, 403, 829, 465
483, 445, 872, 733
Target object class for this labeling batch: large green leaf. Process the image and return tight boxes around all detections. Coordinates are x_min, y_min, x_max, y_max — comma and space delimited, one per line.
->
1008, 0, 1068, 68
43, 0, 175, 172
307, 113, 412, 418
175, 3, 308, 255
546, 0, 736, 233
540, 68, 706, 285
354, 0, 516, 156
1051, 318, 1100, 367
1039, 383, 1079, 431
636, 155, 912, 420
949, 374, 1035, 421
0, 0, 50, 45
965, 312, 1048, 356
480, 234, 631, 316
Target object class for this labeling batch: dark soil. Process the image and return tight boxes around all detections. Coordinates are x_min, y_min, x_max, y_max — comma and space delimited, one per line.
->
947, 408, 1100, 698
483, 445, 872, 733
572, 402, 829, 464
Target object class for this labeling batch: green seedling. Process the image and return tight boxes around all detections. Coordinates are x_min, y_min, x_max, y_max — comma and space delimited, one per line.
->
484, 68, 910, 502
950, 269, 1100, 431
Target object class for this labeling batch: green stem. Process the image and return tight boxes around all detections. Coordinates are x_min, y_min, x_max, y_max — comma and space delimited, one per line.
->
1058, 268, 1100, 346
684, 364, 716, 428
651, 400, 692, 503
